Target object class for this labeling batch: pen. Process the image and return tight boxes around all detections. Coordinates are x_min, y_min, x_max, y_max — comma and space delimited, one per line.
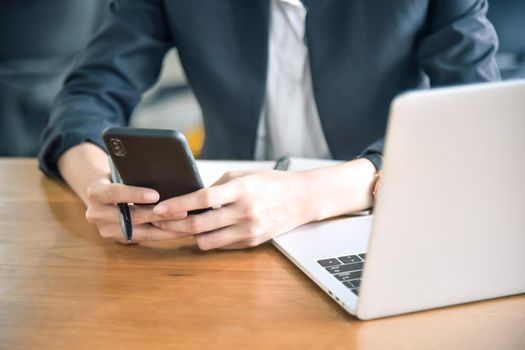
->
108, 158, 133, 243
273, 156, 290, 171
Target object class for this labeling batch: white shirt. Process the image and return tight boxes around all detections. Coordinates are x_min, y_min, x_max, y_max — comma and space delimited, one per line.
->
254, 0, 332, 160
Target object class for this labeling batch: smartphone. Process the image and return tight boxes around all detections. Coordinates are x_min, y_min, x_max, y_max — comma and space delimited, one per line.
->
102, 127, 206, 213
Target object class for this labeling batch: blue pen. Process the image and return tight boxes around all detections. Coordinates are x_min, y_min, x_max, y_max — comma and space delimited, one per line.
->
108, 158, 133, 243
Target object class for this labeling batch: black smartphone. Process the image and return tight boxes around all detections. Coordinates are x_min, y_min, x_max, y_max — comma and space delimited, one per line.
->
102, 127, 206, 213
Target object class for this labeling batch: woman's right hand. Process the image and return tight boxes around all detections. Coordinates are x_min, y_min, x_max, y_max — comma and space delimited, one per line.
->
84, 178, 187, 244
58, 143, 187, 244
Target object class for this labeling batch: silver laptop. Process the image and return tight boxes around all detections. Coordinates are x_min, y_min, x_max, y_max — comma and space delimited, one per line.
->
272, 80, 525, 320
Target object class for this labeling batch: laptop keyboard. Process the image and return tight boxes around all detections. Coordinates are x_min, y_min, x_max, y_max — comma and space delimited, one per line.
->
317, 253, 366, 296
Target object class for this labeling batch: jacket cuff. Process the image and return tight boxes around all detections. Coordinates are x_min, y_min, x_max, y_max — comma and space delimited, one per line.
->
38, 119, 111, 180
357, 138, 384, 170
360, 152, 383, 171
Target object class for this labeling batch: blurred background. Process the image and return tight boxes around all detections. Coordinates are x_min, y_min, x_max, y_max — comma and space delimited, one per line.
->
0, 0, 523, 158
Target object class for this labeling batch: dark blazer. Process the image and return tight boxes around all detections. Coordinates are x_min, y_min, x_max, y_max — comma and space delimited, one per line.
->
39, 0, 500, 178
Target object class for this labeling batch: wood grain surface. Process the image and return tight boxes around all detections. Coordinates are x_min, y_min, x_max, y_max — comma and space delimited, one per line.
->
0, 159, 524, 349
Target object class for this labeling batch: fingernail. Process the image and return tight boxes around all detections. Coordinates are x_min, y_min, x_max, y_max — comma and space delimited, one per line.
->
144, 191, 159, 202
153, 205, 167, 214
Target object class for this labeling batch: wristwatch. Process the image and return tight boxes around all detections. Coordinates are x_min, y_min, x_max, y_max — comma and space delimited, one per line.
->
372, 170, 382, 201
361, 153, 383, 202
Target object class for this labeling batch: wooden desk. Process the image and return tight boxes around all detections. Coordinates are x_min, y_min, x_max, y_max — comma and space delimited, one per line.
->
0, 159, 524, 349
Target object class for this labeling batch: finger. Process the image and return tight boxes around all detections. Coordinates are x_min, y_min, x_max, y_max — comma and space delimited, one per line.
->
130, 224, 187, 242
154, 205, 239, 234
194, 224, 260, 251
212, 170, 252, 186
86, 204, 186, 225
87, 181, 159, 205
218, 241, 256, 250
132, 205, 187, 225
153, 182, 240, 216
98, 223, 187, 243
86, 205, 122, 224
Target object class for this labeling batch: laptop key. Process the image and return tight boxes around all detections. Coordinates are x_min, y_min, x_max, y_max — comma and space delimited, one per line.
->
338, 255, 361, 264
358, 253, 367, 261
349, 279, 361, 288
351, 270, 362, 279
317, 258, 342, 267
325, 261, 363, 274
350, 288, 359, 296
334, 271, 361, 281
343, 281, 354, 289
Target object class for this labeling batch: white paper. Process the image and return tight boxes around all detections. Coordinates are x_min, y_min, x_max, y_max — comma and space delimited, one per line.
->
195, 158, 342, 187
196, 160, 274, 187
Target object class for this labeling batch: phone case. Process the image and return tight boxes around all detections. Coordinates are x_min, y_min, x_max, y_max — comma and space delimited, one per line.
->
102, 127, 205, 208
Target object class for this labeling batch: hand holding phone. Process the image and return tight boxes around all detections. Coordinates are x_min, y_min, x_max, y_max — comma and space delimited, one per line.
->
101, 127, 208, 243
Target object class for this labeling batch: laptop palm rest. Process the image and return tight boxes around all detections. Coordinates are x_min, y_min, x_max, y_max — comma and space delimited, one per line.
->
272, 215, 373, 314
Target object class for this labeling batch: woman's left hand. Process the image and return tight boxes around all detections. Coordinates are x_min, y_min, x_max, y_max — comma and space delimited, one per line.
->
151, 170, 314, 250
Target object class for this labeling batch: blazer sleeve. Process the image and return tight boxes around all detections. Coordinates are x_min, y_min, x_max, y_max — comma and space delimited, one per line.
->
359, 0, 500, 168
38, 0, 173, 179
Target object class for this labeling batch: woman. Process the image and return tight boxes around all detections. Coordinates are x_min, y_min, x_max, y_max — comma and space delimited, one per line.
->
39, 0, 500, 249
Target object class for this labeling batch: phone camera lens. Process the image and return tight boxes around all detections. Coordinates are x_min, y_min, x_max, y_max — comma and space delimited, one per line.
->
109, 138, 126, 157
